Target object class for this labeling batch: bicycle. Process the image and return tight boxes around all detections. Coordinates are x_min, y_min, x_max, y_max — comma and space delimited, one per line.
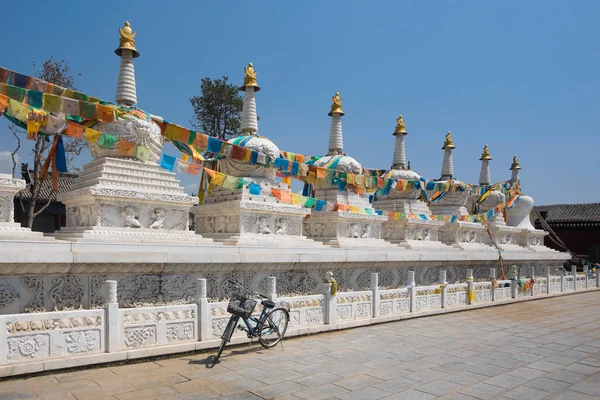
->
214, 280, 290, 363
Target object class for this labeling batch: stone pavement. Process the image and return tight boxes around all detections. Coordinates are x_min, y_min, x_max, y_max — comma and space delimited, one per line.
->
1, 292, 600, 400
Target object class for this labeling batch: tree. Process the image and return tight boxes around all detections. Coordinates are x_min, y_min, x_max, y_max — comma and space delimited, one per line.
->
8, 57, 85, 229
189, 76, 243, 140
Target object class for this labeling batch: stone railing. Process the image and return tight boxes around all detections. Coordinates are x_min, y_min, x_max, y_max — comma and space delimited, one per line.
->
0, 266, 597, 377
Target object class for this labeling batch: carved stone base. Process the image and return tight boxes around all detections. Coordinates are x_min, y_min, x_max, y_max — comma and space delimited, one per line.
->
54, 157, 203, 244
382, 218, 449, 249
194, 184, 318, 247
438, 222, 490, 250
518, 229, 553, 252
52, 226, 210, 244
304, 211, 392, 248
484, 224, 524, 251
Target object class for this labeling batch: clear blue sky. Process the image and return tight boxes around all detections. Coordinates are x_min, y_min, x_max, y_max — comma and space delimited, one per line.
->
1, 1, 598, 205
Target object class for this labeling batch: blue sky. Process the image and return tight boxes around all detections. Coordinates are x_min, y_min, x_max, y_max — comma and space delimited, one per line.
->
0, 1, 598, 205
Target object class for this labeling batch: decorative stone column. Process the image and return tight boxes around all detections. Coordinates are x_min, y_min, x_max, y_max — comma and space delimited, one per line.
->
0, 174, 46, 240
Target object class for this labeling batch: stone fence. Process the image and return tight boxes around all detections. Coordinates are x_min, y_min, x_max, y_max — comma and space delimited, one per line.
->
0, 265, 597, 378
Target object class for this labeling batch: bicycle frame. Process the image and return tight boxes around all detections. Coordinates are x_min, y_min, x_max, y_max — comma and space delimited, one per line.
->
239, 306, 277, 337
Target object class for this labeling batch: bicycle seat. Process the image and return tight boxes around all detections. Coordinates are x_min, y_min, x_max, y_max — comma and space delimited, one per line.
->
261, 299, 275, 309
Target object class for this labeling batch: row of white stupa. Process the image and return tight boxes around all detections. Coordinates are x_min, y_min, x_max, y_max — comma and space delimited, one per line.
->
0, 21, 549, 252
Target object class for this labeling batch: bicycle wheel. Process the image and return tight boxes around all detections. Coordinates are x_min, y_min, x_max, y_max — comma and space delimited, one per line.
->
258, 307, 289, 348
215, 315, 239, 362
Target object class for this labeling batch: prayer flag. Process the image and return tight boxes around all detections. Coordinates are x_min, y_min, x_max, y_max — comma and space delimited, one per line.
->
8, 99, 28, 121
160, 154, 176, 171
315, 200, 326, 211
79, 101, 96, 119
6, 85, 26, 102
83, 128, 102, 143
187, 164, 201, 175
64, 122, 85, 139
97, 133, 119, 148
118, 140, 136, 157
62, 97, 79, 115
134, 145, 150, 161
96, 104, 115, 122
207, 137, 222, 153
222, 175, 238, 189
194, 133, 208, 150
212, 172, 226, 186
26, 91, 42, 108
304, 197, 316, 208
257, 152, 268, 165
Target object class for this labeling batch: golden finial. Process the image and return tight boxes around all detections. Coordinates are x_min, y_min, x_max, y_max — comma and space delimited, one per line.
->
480, 144, 492, 160
115, 21, 139, 58
328, 92, 345, 116
442, 131, 455, 149
241, 62, 260, 91
394, 115, 407, 135
510, 155, 521, 170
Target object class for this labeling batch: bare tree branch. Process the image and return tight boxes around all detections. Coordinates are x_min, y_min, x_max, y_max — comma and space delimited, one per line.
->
33, 196, 53, 218
8, 124, 21, 178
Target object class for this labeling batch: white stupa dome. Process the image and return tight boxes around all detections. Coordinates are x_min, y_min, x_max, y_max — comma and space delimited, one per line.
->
312, 154, 363, 175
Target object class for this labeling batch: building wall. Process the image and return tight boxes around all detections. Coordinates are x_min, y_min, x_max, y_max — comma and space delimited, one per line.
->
544, 226, 600, 260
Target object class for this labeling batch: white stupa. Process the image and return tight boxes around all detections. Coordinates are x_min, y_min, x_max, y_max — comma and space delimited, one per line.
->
54, 21, 206, 244
504, 156, 551, 251
303, 92, 389, 248
193, 63, 317, 247
426, 133, 488, 249
372, 116, 445, 249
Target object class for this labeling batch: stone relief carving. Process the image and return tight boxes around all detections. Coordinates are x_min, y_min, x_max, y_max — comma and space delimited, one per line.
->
0, 283, 17, 310
50, 276, 84, 311
337, 305, 352, 320
215, 216, 228, 233
356, 303, 371, 318
0, 197, 6, 221
275, 218, 287, 235
305, 308, 323, 325
288, 310, 301, 327
166, 322, 194, 342
258, 216, 271, 234
65, 330, 100, 354
259, 272, 318, 296
161, 275, 197, 304
90, 275, 108, 309
122, 309, 194, 325
124, 326, 156, 348
149, 208, 166, 229
7, 334, 49, 360
22, 277, 44, 313
119, 275, 160, 307
349, 223, 360, 238
7, 316, 101, 333
171, 210, 188, 231
121, 206, 143, 228
379, 301, 393, 315
361, 225, 371, 238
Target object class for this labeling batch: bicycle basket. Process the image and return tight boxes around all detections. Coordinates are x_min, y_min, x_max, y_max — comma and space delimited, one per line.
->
227, 294, 257, 319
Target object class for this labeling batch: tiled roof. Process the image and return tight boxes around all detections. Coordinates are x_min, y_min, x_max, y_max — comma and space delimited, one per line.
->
534, 203, 600, 224
15, 173, 78, 202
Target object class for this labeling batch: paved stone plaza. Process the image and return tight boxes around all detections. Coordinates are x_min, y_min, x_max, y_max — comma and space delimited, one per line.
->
1, 292, 599, 400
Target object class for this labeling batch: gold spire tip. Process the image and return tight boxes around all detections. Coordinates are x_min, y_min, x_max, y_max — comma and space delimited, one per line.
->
480, 144, 492, 160
394, 114, 407, 134
442, 131, 455, 149
241, 62, 260, 91
115, 20, 139, 58
510, 155, 521, 170
328, 91, 344, 116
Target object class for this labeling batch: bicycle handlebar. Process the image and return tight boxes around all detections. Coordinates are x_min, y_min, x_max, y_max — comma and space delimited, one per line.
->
227, 279, 268, 299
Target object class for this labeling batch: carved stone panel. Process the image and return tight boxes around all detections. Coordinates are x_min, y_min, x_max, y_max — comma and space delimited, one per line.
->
50, 276, 84, 311
7, 334, 50, 360
64, 330, 101, 354
124, 326, 156, 348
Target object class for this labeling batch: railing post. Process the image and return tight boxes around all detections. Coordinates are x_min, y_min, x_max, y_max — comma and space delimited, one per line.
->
529, 266, 536, 297
440, 270, 448, 308
104, 280, 119, 353
511, 266, 518, 299
596, 267, 600, 288
407, 271, 416, 312
546, 266, 551, 294
196, 278, 210, 341
560, 268, 565, 292
490, 268, 496, 302
266, 276, 277, 302
572, 265, 577, 290
324, 275, 337, 325
466, 269, 474, 305
583, 265, 589, 289
371, 273, 380, 318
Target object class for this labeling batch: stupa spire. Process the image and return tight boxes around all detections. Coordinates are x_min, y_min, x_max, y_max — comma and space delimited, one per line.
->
327, 92, 344, 155
440, 131, 455, 179
479, 144, 492, 186
240, 63, 260, 134
115, 21, 139, 106
509, 155, 521, 183
392, 115, 407, 169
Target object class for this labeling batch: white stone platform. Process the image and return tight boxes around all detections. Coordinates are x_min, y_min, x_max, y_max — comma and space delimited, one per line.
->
53, 157, 208, 244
